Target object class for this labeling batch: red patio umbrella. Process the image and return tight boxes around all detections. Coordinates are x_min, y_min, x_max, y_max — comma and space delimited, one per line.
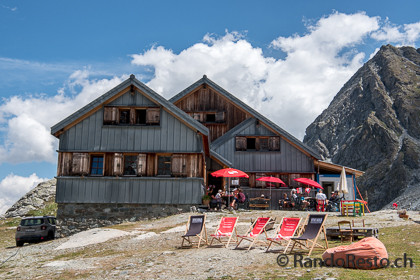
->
256, 176, 286, 185
256, 176, 286, 210
211, 168, 249, 208
293, 178, 323, 189
211, 168, 249, 178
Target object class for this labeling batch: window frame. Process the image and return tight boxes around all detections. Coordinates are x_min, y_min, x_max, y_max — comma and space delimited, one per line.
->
123, 154, 138, 176
90, 154, 105, 176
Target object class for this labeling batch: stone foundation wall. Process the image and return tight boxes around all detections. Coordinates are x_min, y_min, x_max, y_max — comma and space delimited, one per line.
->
57, 203, 191, 237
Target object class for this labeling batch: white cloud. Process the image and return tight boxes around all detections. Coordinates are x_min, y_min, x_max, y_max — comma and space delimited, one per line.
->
1, 11, 420, 169
0, 173, 48, 215
0, 71, 124, 164
371, 20, 420, 46
131, 12, 386, 139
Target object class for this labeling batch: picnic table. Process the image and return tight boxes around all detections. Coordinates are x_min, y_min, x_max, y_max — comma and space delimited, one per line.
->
325, 226, 379, 240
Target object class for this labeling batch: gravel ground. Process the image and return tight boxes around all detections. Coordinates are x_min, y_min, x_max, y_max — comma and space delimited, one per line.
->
0, 209, 419, 279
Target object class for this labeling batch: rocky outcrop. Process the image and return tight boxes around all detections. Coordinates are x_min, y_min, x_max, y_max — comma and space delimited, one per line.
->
2, 179, 57, 218
304, 45, 420, 211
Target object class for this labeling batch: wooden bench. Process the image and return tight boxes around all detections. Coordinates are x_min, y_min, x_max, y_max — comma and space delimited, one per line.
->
249, 198, 270, 209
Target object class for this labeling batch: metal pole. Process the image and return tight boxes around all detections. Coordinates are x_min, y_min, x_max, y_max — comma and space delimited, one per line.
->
228, 178, 231, 209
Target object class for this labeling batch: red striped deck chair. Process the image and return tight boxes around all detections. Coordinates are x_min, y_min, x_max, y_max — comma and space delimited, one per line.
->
209, 217, 239, 248
180, 215, 208, 248
265, 217, 301, 252
235, 217, 271, 250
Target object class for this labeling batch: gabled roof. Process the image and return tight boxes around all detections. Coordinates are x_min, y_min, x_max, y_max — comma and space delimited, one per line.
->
51, 75, 209, 138
210, 150, 232, 167
171, 75, 321, 159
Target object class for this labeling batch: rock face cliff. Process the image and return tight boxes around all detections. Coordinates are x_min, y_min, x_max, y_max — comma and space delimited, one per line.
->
304, 45, 420, 211
1, 179, 57, 218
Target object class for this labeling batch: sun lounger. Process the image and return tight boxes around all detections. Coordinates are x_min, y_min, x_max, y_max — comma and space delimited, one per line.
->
180, 215, 208, 248
265, 217, 301, 252
285, 213, 328, 256
209, 217, 238, 248
235, 217, 271, 250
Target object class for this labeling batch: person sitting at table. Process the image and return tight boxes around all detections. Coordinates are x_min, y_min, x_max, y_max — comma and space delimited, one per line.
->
327, 191, 340, 212
211, 189, 223, 211
280, 193, 292, 209
299, 193, 309, 210
230, 188, 246, 209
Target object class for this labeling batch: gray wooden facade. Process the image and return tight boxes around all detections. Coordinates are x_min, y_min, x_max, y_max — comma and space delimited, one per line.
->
56, 177, 203, 204
52, 75, 209, 205
58, 106, 203, 153
211, 118, 314, 173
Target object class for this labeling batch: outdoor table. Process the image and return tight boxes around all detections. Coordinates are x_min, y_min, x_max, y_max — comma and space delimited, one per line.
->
325, 226, 379, 240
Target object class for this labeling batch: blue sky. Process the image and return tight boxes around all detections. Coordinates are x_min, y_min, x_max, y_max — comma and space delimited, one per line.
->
1, 0, 420, 213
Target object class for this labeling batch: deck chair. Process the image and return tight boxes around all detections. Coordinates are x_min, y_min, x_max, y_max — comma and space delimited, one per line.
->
235, 217, 271, 250
266, 217, 301, 253
209, 217, 238, 248
285, 214, 328, 256
180, 215, 208, 248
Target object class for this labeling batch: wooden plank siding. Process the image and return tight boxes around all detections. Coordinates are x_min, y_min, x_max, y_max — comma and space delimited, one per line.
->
55, 177, 203, 204
213, 121, 314, 173
173, 85, 252, 141
58, 107, 203, 153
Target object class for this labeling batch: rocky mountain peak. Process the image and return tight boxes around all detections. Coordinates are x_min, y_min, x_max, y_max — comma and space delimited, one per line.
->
1, 179, 57, 218
304, 45, 420, 211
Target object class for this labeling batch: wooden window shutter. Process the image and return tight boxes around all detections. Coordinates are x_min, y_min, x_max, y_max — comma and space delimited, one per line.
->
113, 153, 123, 176
58, 152, 73, 176
146, 108, 160, 124
215, 111, 225, 122
130, 108, 136, 125
171, 154, 187, 177
255, 138, 260, 151
269, 136, 280, 151
72, 153, 89, 175
186, 154, 201, 177
103, 107, 118, 124
192, 112, 204, 122
235, 136, 247, 151
259, 138, 269, 151
136, 154, 147, 176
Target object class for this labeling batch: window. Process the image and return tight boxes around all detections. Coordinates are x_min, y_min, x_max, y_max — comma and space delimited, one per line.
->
247, 138, 256, 150
103, 107, 160, 126
135, 109, 147, 125
235, 136, 280, 152
157, 156, 171, 176
119, 109, 130, 124
124, 155, 137, 175
90, 155, 104, 175
206, 113, 216, 122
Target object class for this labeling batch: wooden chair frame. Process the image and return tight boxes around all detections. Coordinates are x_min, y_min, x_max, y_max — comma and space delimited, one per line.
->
338, 220, 354, 243
285, 214, 329, 256
209, 217, 239, 248
180, 215, 208, 248
235, 217, 272, 251
266, 217, 301, 253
